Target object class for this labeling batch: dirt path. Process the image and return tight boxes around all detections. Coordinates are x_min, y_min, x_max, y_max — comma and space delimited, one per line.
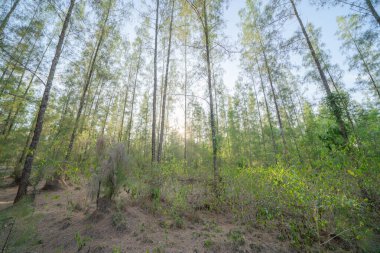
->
0, 185, 15, 210
0, 185, 292, 253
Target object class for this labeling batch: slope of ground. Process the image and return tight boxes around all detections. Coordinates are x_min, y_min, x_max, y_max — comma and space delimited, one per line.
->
0, 182, 295, 253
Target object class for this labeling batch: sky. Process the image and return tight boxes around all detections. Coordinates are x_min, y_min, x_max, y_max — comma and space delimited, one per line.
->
166, 0, 374, 133
220, 0, 358, 99
5, 0, 372, 133
122, 0, 373, 133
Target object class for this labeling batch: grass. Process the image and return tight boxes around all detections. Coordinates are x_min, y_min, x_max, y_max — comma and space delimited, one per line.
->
121, 159, 380, 251
0, 197, 42, 253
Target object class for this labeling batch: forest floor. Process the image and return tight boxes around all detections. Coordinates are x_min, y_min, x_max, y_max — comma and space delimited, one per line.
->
0, 178, 298, 253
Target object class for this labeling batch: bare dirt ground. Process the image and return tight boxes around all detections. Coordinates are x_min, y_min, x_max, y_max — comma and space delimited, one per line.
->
0, 182, 293, 253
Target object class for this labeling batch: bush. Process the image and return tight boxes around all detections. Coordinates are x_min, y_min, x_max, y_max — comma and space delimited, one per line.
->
221, 164, 380, 250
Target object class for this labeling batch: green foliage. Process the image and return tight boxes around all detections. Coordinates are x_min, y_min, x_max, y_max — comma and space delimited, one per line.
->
227, 229, 245, 248
0, 197, 41, 253
74, 232, 91, 252
112, 211, 128, 232
203, 239, 215, 249
221, 162, 380, 250
112, 246, 122, 253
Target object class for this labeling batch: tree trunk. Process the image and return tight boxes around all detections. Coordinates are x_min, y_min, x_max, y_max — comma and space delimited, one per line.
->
184, 36, 188, 162
250, 74, 267, 165
365, 0, 380, 26
203, 0, 219, 195
260, 42, 287, 157
119, 62, 133, 141
13, 113, 37, 184
65, 4, 110, 162
348, 29, 380, 99
0, 0, 21, 34
2, 38, 39, 135
101, 97, 113, 136
152, 0, 159, 163
290, 0, 348, 142
14, 0, 75, 203
256, 59, 278, 162
90, 81, 105, 130
157, 0, 175, 163
4, 36, 53, 137
0, 0, 40, 91
127, 45, 142, 153
277, 89, 303, 164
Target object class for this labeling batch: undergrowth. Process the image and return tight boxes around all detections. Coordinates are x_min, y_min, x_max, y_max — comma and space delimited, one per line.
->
0, 197, 41, 253
117, 158, 380, 251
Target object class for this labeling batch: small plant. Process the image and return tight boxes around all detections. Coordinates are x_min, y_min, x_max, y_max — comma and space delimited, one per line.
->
227, 229, 245, 248
68, 200, 82, 212
152, 246, 165, 253
74, 232, 91, 252
112, 246, 122, 253
102, 144, 129, 200
112, 211, 128, 232
203, 239, 214, 249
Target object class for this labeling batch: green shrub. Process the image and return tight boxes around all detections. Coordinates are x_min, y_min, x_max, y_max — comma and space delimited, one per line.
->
227, 229, 245, 247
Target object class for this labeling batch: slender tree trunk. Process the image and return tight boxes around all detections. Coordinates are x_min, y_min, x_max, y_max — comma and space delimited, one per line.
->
203, 0, 219, 194
290, 0, 348, 142
322, 59, 356, 129
14, 0, 75, 203
157, 0, 175, 163
13, 113, 37, 184
0, 0, 21, 34
90, 81, 105, 130
365, 0, 380, 26
256, 59, 277, 162
52, 89, 73, 144
2, 38, 39, 135
119, 62, 133, 141
0, 2, 40, 89
4, 36, 53, 137
101, 97, 113, 136
212, 64, 219, 132
184, 37, 188, 162
143, 98, 149, 156
127, 45, 142, 152
260, 43, 287, 157
250, 74, 267, 164
152, 0, 159, 162
277, 90, 303, 164
348, 30, 380, 99
157, 38, 166, 143
65, 4, 110, 162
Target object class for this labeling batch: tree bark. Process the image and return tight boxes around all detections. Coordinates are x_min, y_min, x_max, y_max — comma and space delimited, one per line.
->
0, 4, 42, 98
2, 38, 39, 135
65, 3, 110, 162
260, 41, 287, 157
347, 29, 380, 99
157, 0, 175, 163
290, 0, 348, 142
365, 0, 380, 26
152, 0, 159, 163
5, 36, 53, 138
250, 74, 267, 165
184, 36, 188, 162
256, 59, 278, 162
119, 62, 133, 141
0, 0, 21, 34
127, 44, 142, 153
203, 0, 219, 194
101, 97, 113, 136
14, 0, 75, 203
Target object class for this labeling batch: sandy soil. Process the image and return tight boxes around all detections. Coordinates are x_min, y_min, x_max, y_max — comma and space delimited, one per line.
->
0, 183, 293, 253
